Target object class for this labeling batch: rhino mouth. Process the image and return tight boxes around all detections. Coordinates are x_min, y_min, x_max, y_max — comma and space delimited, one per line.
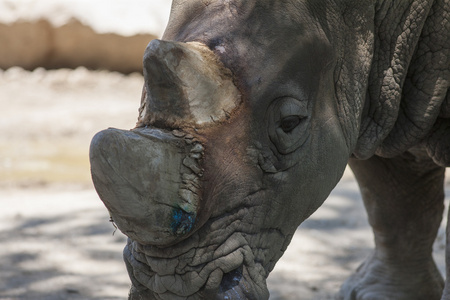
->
220, 265, 243, 292
124, 245, 261, 300
123, 212, 273, 300
124, 242, 263, 300
218, 265, 254, 299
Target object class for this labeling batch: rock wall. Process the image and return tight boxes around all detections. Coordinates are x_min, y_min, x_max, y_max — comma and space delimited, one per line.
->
0, 0, 171, 73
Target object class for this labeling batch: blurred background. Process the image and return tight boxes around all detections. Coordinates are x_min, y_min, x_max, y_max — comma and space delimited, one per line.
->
0, 0, 171, 189
0, 1, 448, 300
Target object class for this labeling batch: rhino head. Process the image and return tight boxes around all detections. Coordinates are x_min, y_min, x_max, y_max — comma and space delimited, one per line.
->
90, 1, 365, 299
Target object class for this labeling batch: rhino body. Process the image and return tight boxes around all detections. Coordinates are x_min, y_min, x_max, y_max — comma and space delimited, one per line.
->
90, 0, 450, 299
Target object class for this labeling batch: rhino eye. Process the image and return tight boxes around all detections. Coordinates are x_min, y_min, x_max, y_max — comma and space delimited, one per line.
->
280, 116, 302, 133
267, 97, 310, 154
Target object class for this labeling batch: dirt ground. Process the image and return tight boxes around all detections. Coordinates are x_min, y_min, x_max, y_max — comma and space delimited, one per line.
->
0, 67, 449, 300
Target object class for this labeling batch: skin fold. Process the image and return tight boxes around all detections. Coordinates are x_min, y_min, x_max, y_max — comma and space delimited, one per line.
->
90, 0, 450, 299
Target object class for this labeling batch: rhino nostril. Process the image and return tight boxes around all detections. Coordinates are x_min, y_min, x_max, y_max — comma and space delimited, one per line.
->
171, 208, 196, 235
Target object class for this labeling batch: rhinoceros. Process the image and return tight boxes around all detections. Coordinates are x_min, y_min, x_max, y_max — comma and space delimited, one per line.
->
89, 0, 450, 299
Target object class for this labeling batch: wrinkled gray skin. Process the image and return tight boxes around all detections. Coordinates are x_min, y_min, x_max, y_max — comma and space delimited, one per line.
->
90, 0, 450, 299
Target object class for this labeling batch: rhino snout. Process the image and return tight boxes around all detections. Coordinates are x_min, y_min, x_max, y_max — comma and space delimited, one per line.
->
89, 127, 204, 246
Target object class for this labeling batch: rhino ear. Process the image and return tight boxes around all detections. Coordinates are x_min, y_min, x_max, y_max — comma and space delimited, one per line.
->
139, 40, 241, 128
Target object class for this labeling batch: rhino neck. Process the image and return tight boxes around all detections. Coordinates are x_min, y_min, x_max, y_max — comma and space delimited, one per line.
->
353, 2, 449, 162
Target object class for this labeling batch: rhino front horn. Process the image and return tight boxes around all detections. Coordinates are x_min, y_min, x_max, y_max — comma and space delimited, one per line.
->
90, 127, 204, 246
138, 39, 241, 128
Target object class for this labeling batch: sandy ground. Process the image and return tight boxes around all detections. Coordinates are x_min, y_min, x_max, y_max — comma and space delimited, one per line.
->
0, 67, 449, 300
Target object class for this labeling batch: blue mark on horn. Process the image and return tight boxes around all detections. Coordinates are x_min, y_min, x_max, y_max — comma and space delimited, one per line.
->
171, 208, 195, 235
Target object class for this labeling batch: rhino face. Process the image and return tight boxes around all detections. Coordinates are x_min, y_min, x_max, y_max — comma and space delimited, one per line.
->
90, 1, 351, 299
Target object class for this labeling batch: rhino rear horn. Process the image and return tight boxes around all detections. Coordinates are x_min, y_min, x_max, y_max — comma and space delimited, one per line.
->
139, 40, 241, 128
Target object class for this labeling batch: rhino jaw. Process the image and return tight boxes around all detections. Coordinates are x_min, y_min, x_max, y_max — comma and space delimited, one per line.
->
89, 127, 204, 246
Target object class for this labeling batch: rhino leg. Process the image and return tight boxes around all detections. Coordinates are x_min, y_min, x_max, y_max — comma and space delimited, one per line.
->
339, 149, 445, 300
443, 215, 450, 299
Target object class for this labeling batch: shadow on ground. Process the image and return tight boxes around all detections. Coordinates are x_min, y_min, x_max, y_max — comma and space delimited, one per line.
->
0, 188, 130, 300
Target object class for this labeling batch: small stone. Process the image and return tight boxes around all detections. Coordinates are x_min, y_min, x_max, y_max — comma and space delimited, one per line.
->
310, 285, 318, 292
